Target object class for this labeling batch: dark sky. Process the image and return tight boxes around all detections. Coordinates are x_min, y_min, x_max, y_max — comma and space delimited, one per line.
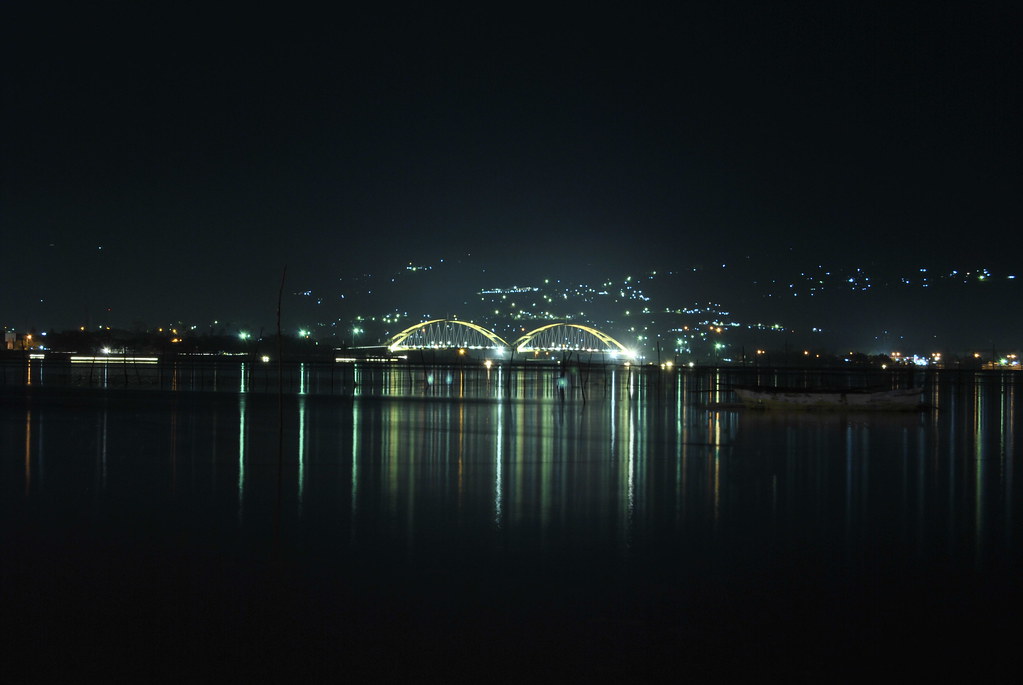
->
3, 2, 1019, 329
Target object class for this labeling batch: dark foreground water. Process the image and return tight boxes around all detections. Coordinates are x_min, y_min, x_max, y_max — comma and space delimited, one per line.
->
3, 364, 1021, 679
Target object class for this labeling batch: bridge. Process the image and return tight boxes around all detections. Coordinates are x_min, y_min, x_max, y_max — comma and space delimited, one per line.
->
386, 320, 634, 359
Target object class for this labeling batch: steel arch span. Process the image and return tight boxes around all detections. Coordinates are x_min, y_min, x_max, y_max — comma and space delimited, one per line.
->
513, 323, 633, 357
387, 319, 509, 351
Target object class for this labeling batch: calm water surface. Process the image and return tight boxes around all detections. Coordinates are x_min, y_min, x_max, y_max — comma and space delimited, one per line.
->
2, 363, 1021, 679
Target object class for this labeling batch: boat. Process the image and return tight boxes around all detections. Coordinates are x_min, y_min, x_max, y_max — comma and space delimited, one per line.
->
733, 386, 924, 411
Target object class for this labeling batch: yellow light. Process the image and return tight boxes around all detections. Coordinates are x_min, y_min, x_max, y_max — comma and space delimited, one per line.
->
483, 360, 492, 369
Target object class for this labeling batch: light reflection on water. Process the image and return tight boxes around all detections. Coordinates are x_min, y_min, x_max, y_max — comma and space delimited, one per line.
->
7, 366, 1019, 557
2, 365, 1022, 677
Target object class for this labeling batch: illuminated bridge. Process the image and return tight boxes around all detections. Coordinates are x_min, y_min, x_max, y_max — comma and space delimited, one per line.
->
387, 319, 509, 352
513, 323, 631, 357
386, 320, 633, 359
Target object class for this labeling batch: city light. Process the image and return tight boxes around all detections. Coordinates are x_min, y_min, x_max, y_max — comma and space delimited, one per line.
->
6, 260, 1019, 366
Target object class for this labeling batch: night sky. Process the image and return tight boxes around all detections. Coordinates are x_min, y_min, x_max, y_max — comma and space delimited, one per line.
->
3, 2, 1019, 330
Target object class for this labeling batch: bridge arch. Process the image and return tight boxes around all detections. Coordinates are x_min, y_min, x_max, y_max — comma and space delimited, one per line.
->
513, 323, 633, 357
387, 319, 509, 351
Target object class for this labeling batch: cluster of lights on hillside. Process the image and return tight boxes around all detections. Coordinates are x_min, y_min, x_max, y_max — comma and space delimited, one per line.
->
8, 257, 1020, 364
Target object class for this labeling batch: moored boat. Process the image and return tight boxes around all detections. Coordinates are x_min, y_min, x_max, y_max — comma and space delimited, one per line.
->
734, 386, 924, 411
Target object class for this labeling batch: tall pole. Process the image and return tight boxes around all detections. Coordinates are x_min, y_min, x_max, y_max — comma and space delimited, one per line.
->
275, 265, 287, 545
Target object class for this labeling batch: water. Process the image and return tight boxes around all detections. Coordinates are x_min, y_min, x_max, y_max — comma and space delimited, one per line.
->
2, 361, 1021, 678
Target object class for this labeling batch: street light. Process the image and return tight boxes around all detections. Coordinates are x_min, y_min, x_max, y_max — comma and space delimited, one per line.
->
351, 326, 362, 347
